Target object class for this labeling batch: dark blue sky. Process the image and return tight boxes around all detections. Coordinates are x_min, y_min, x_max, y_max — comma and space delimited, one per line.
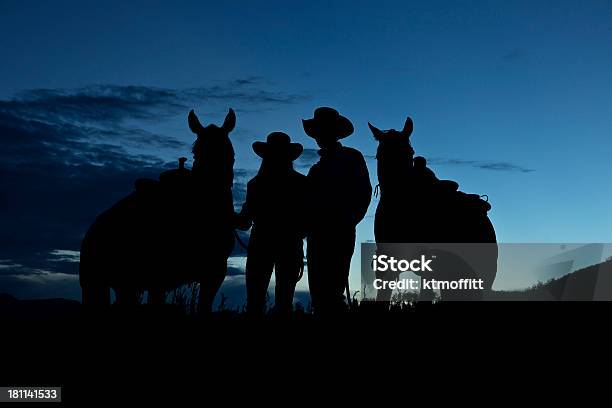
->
1, 0, 612, 302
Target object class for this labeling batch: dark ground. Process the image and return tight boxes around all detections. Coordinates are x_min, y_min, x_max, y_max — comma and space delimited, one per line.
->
2, 261, 611, 407
2, 297, 608, 406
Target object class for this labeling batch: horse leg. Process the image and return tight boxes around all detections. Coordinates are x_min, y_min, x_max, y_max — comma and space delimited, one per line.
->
114, 287, 141, 306
82, 284, 110, 306
199, 261, 227, 314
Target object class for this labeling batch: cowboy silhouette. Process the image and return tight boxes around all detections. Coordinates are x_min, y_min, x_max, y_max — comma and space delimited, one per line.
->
236, 132, 307, 315
302, 107, 372, 313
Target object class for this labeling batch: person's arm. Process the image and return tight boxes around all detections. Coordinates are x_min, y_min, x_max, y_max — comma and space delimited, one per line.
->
297, 175, 310, 238
305, 163, 330, 232
234, 181, 254, 231
352, 151, 373, 225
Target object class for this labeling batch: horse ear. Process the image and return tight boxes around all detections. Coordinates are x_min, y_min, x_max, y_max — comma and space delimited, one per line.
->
368, 122, 384, 141
188, 110, 205, 134
402, 117, 413, 137
222, 108, 236, 133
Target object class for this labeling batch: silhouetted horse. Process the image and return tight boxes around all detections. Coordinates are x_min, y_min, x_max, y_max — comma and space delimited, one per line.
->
369, 117, 497, 301
79, 109, 237, 312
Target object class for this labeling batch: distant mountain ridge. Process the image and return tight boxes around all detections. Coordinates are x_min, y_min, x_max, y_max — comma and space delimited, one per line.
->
488, 259, 612, 301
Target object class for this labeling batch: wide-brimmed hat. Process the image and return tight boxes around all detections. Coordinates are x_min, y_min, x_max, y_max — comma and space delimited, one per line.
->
252, 132, 303, 161
302, 107, 354, 140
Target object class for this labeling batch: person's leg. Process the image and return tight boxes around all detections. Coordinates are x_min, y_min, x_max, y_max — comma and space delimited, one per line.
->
246, 236, 274, 315
309, 229, 356, 314
273, 241, 303, 314
199, 259, 226, 313
307, 235, 327, 313
329, 229, 356, 312
114, 286, 141, 306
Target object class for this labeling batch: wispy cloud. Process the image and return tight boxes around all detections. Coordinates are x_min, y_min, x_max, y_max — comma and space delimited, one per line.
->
294, 147, 533, 173
1, 79, 310, 126
0, 259, 81, 299
428, 157, 535, 173
360, 152, 533, 173
0, 78, 293, 291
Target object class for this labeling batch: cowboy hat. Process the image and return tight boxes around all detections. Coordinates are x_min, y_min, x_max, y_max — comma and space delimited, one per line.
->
252, 132, 303, 161
302, 107, 354, 140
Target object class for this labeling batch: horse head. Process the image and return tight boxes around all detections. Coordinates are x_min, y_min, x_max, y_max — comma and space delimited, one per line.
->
188, 108, 236, 188
368, 116, 415, 188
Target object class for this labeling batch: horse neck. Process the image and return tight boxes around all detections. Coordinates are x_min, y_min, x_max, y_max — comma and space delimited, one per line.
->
193, 170, 232, 190
377, 156, 413, 198
193, 157, 234, 189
